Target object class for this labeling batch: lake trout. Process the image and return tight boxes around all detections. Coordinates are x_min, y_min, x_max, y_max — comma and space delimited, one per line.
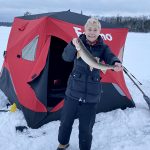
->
77, 38, 116, 71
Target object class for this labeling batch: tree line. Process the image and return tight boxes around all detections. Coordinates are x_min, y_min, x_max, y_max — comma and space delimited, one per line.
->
0, 22, 12, 27
1, 15, 150, 32
99, 15, 150, 32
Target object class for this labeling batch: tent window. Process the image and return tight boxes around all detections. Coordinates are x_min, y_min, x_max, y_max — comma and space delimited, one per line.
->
22, 35, 39, 61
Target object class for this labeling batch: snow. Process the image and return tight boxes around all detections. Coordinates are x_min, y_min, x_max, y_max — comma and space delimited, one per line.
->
0, 27, 150, 150
0, 27, 11, 69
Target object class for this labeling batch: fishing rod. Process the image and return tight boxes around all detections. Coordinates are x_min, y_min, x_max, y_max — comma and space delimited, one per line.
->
123, 67, 150, 109
123, 66, 142, 85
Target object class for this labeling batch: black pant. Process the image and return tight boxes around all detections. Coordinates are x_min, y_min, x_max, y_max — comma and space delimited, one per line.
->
58, 96, 97, 150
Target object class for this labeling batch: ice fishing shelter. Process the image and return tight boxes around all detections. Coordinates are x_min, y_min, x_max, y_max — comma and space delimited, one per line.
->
0, 11, 135, 128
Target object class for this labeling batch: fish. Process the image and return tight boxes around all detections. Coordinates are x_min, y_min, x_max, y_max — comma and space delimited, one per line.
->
77, 38, 116, 71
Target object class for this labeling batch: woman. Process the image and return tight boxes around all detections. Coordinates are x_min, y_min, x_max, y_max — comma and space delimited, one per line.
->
57, 17, 122, 150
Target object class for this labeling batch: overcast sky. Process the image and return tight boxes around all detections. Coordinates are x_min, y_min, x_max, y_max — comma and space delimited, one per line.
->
0, 0, 150, 22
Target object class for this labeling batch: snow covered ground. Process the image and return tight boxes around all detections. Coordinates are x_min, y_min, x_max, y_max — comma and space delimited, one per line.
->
0, 27, 150, 150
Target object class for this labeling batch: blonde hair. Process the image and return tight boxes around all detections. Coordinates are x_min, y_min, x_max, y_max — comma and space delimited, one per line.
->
84, 17, 101, 29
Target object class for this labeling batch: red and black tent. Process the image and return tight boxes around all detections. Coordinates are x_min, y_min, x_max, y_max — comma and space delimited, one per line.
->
0, 11, 135, 128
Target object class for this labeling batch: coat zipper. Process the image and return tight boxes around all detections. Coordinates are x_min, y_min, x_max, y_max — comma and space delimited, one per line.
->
84, 45, 92, 102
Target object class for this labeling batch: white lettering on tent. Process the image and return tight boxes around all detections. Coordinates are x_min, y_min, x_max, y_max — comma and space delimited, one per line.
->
73, 27, 82, 37
100, 33, 112, 41
73, 26, 113, 41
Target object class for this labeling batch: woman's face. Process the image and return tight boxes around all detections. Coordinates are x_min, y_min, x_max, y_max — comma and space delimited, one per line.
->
84, 25, 100, 42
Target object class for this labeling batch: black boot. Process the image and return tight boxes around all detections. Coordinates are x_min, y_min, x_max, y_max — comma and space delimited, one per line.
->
56, 144, 69, 150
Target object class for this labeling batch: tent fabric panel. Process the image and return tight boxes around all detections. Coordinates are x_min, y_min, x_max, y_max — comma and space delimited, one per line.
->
5, 49, 47, 112
0, 67, 21, 108
47, 17, 80, 42
7, 17, 47, 52
29, 53, 49, 107
22, 105, 62, 128
22, 105, 47, 128
101, 28, 128, 56
4, 19, 50, 112
101, 70, 132, 100
96, 83, 135, 113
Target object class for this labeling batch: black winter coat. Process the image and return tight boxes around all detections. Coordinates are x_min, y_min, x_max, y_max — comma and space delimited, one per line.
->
62, 34, 120, 103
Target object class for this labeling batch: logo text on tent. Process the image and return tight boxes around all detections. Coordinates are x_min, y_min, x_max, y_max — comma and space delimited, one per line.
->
73, 27, 113, 41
